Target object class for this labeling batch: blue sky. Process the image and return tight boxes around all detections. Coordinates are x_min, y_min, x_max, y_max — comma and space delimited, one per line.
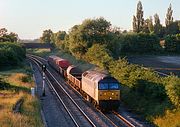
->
0, 0, 179, 39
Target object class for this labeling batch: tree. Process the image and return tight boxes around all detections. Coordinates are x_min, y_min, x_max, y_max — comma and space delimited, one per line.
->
166, 21, 180, 35
51, 31, 66, 48
0, 28, 18, 42
40, 29, 53, 43
148, 16, 154, 33
68, 17, 112, 58
85, 44, 112, 69
142, 17, 154, 33
154, 13, 164, 37
164, 34, 180, 52
165, 4, 173, 27
0, 28, 7, 36
133, 1, 144, 33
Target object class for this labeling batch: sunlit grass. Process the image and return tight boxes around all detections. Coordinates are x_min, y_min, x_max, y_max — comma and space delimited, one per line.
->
0, 93, 43, 127
0, 66, 43, 127
153, 110, 180, 127
5, 73, 34, 88
27, 48, 51, 57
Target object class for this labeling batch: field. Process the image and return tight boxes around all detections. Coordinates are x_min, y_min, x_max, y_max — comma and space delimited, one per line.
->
0, 63, 43, 127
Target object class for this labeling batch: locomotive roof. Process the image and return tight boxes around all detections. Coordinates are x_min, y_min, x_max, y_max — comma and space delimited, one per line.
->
83, 70, 109, 83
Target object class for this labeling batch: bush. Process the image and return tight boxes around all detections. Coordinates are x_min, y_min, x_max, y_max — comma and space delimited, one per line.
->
20, 75, 32, 83
164, 34, 180, 53
164, 76, 180, 108
85, 44, 112, 69
0, 42, 26, 67
119, 33, 160, 54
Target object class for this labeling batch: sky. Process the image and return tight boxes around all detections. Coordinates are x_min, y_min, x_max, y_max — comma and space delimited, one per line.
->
0, 0, 179, 39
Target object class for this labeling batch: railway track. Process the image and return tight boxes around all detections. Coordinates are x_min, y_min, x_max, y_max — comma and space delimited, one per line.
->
27, 54, 152, 127
28, 55, 96, 127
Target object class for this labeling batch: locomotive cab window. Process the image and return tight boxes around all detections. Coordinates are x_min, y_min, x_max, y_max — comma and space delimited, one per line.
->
99, 83, 108, 90
99, 83, 120, 90
109, 83, 119, 90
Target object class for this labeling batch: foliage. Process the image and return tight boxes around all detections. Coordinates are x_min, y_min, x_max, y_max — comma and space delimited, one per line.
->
142, 17, 153, 33
132, 2, 179, 37
164, 76, 180, 108
166, 21, 180, 35
164, 34, 180, 52
68, 17, 112, 58
165, 4, 173, 27
85, 44, 112, 69
0, 42, 26, 67
119, 33, 160, 54
133, 1, 144, 33
51, 31, 67, 48
109, 58, 174, 119
40, 29, 53, 43
153, 14, 165, 37
0, 28, 18, 42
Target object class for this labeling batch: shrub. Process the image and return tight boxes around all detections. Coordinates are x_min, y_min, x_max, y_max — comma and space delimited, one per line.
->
164, 75, 180, 108
0, 42, 26, 67
164, 34, 180, 53
85, 44, 113, 69
119, 33, 160, 54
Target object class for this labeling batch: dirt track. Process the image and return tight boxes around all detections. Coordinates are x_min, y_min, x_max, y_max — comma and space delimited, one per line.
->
128, 55, 180, 76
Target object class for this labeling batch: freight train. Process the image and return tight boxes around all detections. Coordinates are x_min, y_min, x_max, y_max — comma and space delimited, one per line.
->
47, 55, 120, 110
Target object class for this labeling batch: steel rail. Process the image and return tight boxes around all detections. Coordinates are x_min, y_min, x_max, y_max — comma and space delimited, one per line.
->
29, 57, 80, 127
112, 111, 136, 127
28, 56, 96, 127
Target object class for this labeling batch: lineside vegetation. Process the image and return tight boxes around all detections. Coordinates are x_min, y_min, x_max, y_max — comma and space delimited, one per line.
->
0, 66, 43, 127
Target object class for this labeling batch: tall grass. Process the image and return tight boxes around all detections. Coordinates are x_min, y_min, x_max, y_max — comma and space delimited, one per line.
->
0, 68, 43, 127
153, 110, 180, 127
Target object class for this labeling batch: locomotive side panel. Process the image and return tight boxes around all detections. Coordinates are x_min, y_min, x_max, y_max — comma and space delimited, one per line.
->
81, 77, 98, 101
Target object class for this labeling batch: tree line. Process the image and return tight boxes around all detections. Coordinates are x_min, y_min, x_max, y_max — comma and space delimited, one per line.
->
133, 1, 179, 37
0, 28, 25, 68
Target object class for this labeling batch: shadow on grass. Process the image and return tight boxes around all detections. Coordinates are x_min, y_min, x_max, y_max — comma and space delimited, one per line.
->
0, 79, 30, 93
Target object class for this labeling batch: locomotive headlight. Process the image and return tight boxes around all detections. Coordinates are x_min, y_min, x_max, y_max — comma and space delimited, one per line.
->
110, 97, 112, 100
112, 93, 114, 95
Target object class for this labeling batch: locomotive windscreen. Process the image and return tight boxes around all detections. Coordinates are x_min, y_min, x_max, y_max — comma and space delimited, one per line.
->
98, 76, 120, 90
98, 83, 119, 90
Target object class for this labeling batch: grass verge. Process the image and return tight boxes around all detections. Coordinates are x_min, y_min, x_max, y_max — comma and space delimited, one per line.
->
0, 63, 43, 127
